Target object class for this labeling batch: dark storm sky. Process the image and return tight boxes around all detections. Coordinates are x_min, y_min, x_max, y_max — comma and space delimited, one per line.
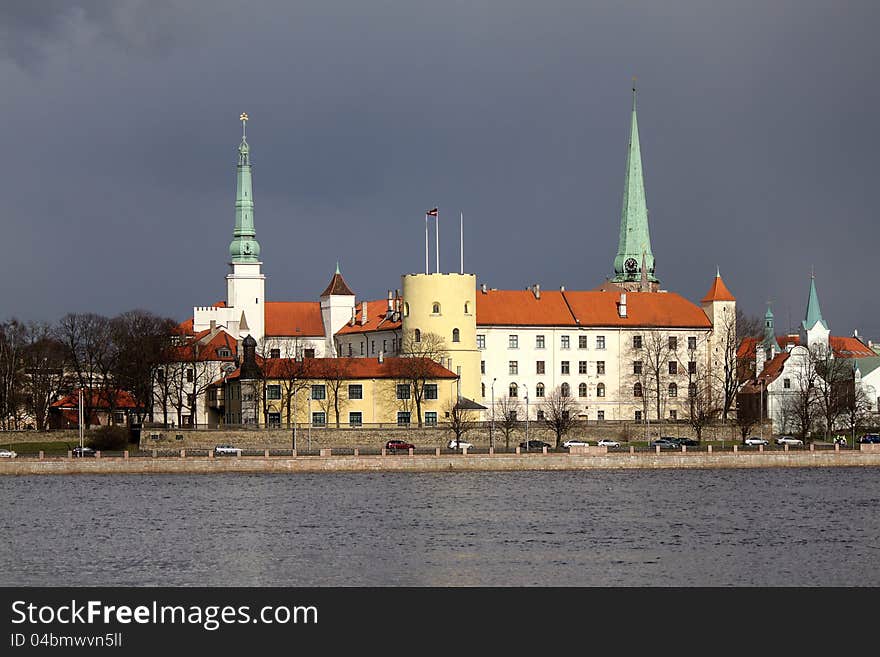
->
2, 1, 878, 340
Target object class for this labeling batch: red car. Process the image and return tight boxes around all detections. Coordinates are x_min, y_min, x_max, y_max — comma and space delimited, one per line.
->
385, 439, 415, 453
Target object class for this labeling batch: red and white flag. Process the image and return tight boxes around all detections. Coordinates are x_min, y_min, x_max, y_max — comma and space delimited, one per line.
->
426, 208, 438, 217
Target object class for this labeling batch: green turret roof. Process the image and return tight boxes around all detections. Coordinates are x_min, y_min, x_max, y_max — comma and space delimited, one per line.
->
612, 85, 657, 285
229, 113, 261, 263
802, 274, 828, 332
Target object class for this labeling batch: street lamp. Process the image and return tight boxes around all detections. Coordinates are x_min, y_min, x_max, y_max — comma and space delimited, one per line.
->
490, 378, 496, 450
307, 390, 312, 454
522, 383, 529, 452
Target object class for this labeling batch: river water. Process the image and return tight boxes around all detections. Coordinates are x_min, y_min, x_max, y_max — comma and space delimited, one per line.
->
1, 468, 878, 586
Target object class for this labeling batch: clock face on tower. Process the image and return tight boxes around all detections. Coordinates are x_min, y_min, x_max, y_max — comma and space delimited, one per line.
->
625, 257, 638, 273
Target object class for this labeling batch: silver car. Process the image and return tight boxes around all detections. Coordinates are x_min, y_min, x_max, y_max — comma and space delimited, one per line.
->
775, 436, 804, 446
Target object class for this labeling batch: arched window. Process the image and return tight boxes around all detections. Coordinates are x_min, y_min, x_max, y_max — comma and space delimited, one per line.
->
596, 383, 605, 398
688, 383, 697, 398
414, 329, 421, 343
561, 383, 570, 397
464, 302, 470, 314
481, 382, 485, 398
634, 382, 643, 397
452, 328, 460, 343
509, 383, 518, 398
432, 302, 441, 314
578, 383, 588, 398
404, 302, 410, 317
536, 383, 545, 398
669, 383, 678, 398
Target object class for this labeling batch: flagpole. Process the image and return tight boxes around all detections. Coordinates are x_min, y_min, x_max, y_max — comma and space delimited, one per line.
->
435, 207, 440, 274
425, 213, 429, 274
460, 211, 463, 274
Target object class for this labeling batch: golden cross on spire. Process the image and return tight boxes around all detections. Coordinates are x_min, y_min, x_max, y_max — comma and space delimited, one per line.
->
240, 112, 249, 122
240, 112, 248, 139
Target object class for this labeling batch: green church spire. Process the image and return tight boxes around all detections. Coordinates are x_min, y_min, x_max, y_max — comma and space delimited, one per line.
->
229, 112, 261, 263
612, 84, 658, 286
802, 272, 828, 331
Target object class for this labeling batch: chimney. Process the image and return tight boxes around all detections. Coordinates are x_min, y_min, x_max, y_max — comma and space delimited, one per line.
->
360, 301, 368, 326
560, 285, 565, 292
618, 292, 628, 318
378, 350, 384, 364
481, 283, 487, 294
387, 290, 394, 317
349, 306, 356, 326
533, 284, 541, 300
209, 319, 216, 332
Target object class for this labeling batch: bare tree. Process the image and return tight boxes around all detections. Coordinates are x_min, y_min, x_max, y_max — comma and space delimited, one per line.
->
0, 320, 26, 429
495, 395, 521, 452
841, 379, 873, 445
812, 346, 852, 440
779, 350, 820, 442
55, 313, 115, 429
21, 321, 69, 431
314, 358, 352, 428
685, 368, 721, 443
390, 329, 447, 427
713, 308, 762, 422
542, 385, 578, 448
446, 399, 477, 447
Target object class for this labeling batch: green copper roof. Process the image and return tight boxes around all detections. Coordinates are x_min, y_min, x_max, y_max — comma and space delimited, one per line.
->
229, 114, 260, 263
762, 304, 776, 348
612, 86, 657, 284
802, 274, 828, 332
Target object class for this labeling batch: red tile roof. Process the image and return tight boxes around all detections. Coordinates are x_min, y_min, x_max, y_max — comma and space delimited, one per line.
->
225, 356, 457, 381
336, 299, 402, 335
168, 329, 238, 362
701, 275, 736, 303
563, 291, 712, 328
264, 302, 325, 337
177, 318, 194, 335
476, 290, 576, 326
51, 389, 139, 410
739, 334, 873, 360
757, 352, 790, 384
320, 272, 355, 297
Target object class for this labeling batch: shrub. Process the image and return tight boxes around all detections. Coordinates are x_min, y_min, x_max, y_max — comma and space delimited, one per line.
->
86, 426, 131, 451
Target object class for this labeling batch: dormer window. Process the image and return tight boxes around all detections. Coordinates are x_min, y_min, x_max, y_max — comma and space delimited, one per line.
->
218, 348, 232, 358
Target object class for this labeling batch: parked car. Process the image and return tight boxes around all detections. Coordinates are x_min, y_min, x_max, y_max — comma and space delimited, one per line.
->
674, 437, 699, 446
596, 439, 621, 448
72, 446, 95, 457
519, 440, 551, 450
775, 436, 804, 446
562, 439, 591, 448
650, 438, 678, 448
0, 449, 17, 458
213, 445, 242, 456
385, 439, 415, 453
744, 437, 769, 446
447, 439, 474, 450
858, 434, 880, 444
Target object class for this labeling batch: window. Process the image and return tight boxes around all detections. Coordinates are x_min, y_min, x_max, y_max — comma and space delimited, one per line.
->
688, 383, 697, 398
414, 329, 421, 343
477, 334, 486, 350
633, 335, 643, 349
156, 369, 165, 383
634, 382, 643, 397
268, 412, 281, 428
348, 384, 363, 400
396, 384, 411, 400
597, 361, 605, 375
669, 383, 678, 397
481, 360, 486, 374
688, 336, 697, 351
561, 335, 570, 350
669, 410, 677, 421
481, 383, 485, 398
688, 361, 697, 374
311, 384, 326, 400
347, 343, 353, 356
561, 383, 571, 397
537, 409, 545, 421
312, 412, 326, 427
424, 384, 438, 400
182, 414, 192, 426
579, 361, 588, 374
509, 383, 518, 398
397, 412, 411, 426
509, 411, 518, 421
452, 328, 460, 343
536, 335, 545, 349
579, 335, 588, 349
783, 378, 791, 389
349, 412, 362, 426
425, 411, 438, 426
536, 360, 545, 374
596, 383, 605, 397
635, 410, 642, 422
371, 340, 375, 354
404, 302, 410, 316
270, 348, 280, 359
304, 349, 315, 359
536, 383, 545, 397
669, 336, 678, 350
267, 384, 281, 400
383, 339, 387, 352
218, 348, 232, 358
360, 342, 364, 355
186, 369, 194, 383
562, 410, 570, 421
509, 334, 519, 349
596, 336, 605, 350
509, 361, 518, 375
432, 302, 441, 314
464, 302, 470, 314
668, 361, 678, 375
633, 361, 643, 375
561, 361, 570, 374
578, 383, 588, 397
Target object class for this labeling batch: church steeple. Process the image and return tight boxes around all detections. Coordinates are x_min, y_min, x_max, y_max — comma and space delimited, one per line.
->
612, 84, 658, 290
229, 113, 261, 263
802, 272, 828, 332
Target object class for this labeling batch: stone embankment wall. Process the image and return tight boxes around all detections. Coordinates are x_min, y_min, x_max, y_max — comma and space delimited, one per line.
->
2, 447, 878, 476
0, 430, 81, 445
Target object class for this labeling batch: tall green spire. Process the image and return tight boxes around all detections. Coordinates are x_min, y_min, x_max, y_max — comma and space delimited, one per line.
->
802, 272, 828, 331
229, 112, 260, 263
612, 84, 657, 285
762, 304, 776, 349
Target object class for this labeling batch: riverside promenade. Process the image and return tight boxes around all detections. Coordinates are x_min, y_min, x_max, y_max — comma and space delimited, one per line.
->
2, 445, 880, 475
